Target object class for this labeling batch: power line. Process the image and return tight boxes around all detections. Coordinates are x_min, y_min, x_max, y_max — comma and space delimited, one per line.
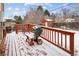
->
52, 4, 74, 12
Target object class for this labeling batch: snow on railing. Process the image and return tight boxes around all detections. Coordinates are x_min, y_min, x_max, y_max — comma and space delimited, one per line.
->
15, 24, 75, 56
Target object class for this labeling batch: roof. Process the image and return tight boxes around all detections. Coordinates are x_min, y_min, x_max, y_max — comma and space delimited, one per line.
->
45, 19, 53, 21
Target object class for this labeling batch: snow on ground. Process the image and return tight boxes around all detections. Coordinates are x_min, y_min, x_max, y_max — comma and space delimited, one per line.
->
73, 31, 79, 56
4, 31, 71, 56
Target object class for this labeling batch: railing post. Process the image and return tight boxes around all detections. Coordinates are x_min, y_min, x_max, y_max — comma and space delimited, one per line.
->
16, 24, 18, 34
70, 33, 74, 56
27, 24, 30, 32
3, 29, 6, 38
25, 24, 27, 32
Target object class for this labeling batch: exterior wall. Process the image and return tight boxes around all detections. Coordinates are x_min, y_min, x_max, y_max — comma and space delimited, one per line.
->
74, 17, 79, 22
44, 22, 47, 27
0, 3, 4, 22
0, 4, 4, 55
0, 3, 4, 41
0, 23, 3, 41
41, 19, 53, 27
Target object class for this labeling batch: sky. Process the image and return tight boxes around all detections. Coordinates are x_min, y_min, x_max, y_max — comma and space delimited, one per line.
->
4, 3, 78, 19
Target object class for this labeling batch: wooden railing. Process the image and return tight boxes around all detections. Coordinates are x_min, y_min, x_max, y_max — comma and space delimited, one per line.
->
15, 24, 75, 56
41, 26, 74, 56
16, 24, 34, 34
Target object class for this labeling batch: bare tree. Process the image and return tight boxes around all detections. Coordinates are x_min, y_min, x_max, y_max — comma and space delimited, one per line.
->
24, 5, 44, 24
61, 8, 70, 19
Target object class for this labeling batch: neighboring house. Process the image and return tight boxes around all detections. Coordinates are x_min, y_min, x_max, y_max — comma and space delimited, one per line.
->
4, 21, 16, 27
73, 16, 79, 22
55, 17, 64, 23
41, 18, 53, 27
65, 18, 75, 22
4, 19, 16, 28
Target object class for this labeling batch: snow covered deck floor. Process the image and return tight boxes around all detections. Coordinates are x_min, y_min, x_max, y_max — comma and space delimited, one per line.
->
4, 32, 71, 56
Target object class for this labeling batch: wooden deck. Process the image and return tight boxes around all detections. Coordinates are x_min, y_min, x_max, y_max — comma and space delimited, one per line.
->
4, 32, 70, 56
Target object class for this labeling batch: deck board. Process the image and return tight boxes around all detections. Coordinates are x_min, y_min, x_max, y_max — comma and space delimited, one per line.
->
14, 35, 21, 56
4, 32, 70, 56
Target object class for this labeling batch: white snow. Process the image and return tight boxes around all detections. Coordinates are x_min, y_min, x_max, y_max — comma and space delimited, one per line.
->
4, 31, 71, 56
24, 32, 35, 39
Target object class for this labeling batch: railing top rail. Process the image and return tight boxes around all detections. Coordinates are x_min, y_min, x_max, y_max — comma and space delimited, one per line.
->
42, 26, 75, 34
15, 24, 75, 34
